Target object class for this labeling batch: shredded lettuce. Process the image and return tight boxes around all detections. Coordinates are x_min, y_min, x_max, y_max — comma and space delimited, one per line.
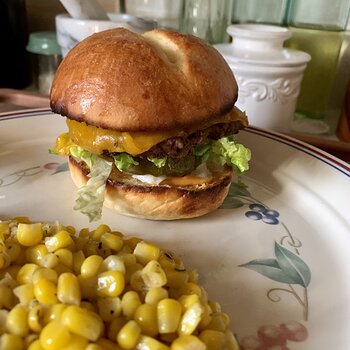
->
70, 146, 112, 222
195, 136, 251, 173
113, 153, 139, 171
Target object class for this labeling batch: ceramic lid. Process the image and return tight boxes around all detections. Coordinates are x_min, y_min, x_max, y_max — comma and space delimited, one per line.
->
215, 24, 311, 67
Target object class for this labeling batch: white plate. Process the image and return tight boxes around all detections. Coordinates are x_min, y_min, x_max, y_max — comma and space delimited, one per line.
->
1, 109, 350, 349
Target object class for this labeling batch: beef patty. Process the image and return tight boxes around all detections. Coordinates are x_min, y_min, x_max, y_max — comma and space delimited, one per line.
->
141, 120, 243, 158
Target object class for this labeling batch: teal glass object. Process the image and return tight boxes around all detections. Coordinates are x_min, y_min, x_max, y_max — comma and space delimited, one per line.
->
232, 0, 289, 25
287, 0, 350, 30
180, 0, 233, 44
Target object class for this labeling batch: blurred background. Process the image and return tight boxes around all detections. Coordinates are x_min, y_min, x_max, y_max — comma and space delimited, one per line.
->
1, 0, 350, 159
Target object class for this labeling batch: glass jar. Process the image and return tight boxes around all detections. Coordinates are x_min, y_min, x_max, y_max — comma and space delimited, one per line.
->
232, 0, 289, 25
285, 0, 350, 134
180, 0, 233, 44
26, 32, 62, 96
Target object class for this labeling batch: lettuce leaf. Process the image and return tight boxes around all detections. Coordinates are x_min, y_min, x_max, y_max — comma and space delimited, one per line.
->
70, 146, 112, 222
195, 136, 251, 173
113, 153, 139, 171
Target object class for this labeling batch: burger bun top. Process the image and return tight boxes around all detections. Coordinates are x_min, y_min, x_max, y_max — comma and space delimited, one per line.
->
50, 28, 238, 132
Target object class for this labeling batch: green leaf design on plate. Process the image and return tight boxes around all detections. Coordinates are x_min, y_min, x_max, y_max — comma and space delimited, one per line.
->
240, 242, 311, 287
228, 182, 251, 197
52, 162, 69, 175
239, 258, 297, 284
275, 242, 311, 287
220, 197, 244, 209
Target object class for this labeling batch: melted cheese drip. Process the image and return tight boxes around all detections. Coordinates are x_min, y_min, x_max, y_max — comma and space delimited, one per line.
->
66, 107, 248, 156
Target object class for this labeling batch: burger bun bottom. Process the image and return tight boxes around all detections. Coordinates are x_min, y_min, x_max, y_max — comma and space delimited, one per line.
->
68, 157, 233, 220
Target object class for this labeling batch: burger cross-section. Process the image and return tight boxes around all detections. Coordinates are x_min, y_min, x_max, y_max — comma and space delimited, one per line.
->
50, 28, 251, 221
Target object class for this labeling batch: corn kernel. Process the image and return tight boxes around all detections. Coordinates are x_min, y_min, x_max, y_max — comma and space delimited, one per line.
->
100, 255, 125, 274
165, 269, 188, 289
198, 303, 212, 330
32, 268, 58, 284
57, 272, 81, 305
136, 335, 169, 350
0, 309, 9, 334
121, 291, 141, 319
80, 301, 96, 313
33, 279, 58, 305
124, 237, 142, 251
145, 287, 168, 305
45, 230, 74, 252
141, 260, 167, 288
79, 228, 90, 238
17, 223, 43, 246
0, 333, 25, 350
25, 334, 39, 348
72, 250, 85, 275
91, 224, 111, 240
60, 334, 88, 350
13, 283, 34, 305
28, 339, 43, 350
171, 335, 206, 350
97, 296, 122, 322
97, 271, 125, 297
39, 253, 59, 269
199, 330, 226, 350
134, 304, 158, 337
0, 222, 10, 237
107, 317, 126, 341
117, 320, 141, 349
55, 248, 73, 269
125, 262, 143, 284
81, 255, 103, 277
134, 241, 160, 265
6, 242, 21, 262
101, 232, 124, 251
40, 320, 71, 350
65, 225, 76, 235
28, 304, 46, 333
225, 330, 239, 350
178, 301, 203, 336
43, 304, 67, 324
16, 262, 39, 281
86, 345, 103, 350
0, 285, 15, 309
157, 299, 182, 334
96, 338, 121, 350
6, 305, 29, 337
62, 305, 104, 341
13, 216, 31, 224
187, 269, 199, 283
130, 270, 146, 292
25, 245, 48, 265
203, 312, 228, 332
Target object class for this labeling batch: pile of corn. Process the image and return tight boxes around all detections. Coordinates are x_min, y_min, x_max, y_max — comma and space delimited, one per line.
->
0, 217, 239, 350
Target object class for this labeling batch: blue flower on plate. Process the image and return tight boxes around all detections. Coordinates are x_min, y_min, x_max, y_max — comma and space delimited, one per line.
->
245, 204, 280, 225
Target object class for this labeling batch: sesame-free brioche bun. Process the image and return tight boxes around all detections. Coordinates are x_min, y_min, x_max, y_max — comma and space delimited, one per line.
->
50, 28, 248, 221
50, 28, 238, 132
68, 157, 233, 220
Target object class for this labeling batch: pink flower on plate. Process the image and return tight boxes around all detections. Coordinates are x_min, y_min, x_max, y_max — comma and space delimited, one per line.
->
280, 321, 308, 342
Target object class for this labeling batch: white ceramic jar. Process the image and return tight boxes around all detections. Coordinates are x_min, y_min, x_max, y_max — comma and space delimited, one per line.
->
215, 24, 311, 133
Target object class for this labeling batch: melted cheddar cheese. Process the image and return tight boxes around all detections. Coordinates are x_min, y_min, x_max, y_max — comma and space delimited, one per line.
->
64, 106, 247, 156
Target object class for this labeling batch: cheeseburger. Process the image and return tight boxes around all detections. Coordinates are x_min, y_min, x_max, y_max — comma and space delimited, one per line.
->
50, 28, 251, 221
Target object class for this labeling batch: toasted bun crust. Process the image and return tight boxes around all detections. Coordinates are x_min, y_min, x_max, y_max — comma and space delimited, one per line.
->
68, 157, 233, 220
50, 28, 238, 132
